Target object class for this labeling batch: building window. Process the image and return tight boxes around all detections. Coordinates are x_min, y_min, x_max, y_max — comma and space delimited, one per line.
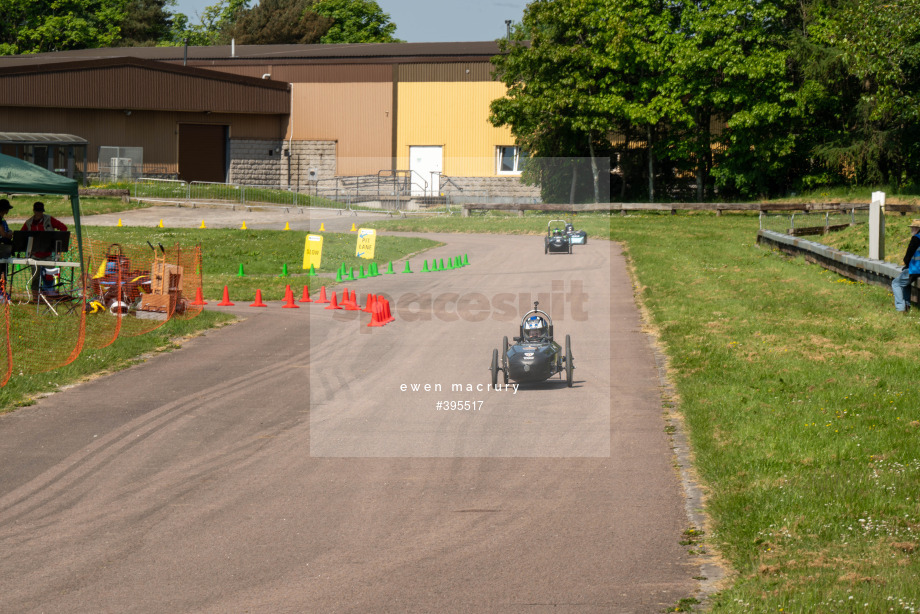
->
497, 146, 527, 174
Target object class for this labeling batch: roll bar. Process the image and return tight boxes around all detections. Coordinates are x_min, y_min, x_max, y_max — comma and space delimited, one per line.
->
519, 301, 554, 340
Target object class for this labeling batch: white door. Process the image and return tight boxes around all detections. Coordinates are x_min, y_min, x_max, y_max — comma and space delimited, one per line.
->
409, 146, 442, 196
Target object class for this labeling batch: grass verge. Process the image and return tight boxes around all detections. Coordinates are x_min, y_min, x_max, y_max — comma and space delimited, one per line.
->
0, 310, 233, 412
1, 223, 440, 409
371, 211, 920, 612
80, 226, 442, 301
3, 194, 152, 219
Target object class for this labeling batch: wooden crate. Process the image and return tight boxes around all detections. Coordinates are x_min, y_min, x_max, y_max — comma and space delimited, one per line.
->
139, 293, 177, 313
150, 263, 183, 295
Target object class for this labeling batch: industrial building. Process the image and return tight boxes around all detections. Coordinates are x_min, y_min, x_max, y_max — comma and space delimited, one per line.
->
0, 42, 536, 200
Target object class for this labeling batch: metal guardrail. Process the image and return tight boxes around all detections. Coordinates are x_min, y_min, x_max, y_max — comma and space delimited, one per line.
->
758, 207, 869, 234
756, 229, 918, 302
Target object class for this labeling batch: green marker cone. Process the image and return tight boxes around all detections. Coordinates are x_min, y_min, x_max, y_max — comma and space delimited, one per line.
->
439, 258, 445, 271
372, 262, 379, 276
463, 254, 469, 266
281, 263, 289, 277
386, 261, 395, 274
403, 260, 413, 274
421, 259, 430, 272
237, 263, 245, 277
336, 269, 343, 282
358, 266, 366, 279
308, 263, 316, 276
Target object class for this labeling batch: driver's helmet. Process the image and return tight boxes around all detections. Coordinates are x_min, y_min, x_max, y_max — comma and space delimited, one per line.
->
524, 315, 546, 340
565, 223, 574, 233
554, 229, 564, 237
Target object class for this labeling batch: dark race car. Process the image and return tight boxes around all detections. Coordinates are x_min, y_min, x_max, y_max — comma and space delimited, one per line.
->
545, 220, 572, 254
491, 302, 574, 387
564, 222, 587, 245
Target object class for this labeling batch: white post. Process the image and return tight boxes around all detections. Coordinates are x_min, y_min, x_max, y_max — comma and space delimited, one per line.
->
870, 191, 885, 260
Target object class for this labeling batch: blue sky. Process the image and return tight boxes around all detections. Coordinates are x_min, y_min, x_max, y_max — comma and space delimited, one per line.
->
171, 0, 531, 43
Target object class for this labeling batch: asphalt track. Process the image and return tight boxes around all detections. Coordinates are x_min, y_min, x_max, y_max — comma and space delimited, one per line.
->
0, 207, 700, 612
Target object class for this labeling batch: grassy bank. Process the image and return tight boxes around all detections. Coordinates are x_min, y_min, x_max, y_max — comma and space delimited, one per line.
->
2, 194, 150, 218
80, 226, 442, 301
371, 212, 920, 612
0, 310, 233, 412
1, 224, 441, 410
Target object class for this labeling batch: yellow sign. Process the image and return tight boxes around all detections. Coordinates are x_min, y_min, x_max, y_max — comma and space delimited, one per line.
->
355, 228, 376, 259
303, 234, 323, 269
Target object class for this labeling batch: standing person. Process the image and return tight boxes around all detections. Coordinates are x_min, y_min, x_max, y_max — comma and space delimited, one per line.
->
0, 199, 13, 299
20, 201, 68, 297
891, 219, 920, 314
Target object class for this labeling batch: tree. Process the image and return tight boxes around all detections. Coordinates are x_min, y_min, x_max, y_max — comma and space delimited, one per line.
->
675, 0, 801, 199
118, 0, 174, 46
798, 0, 920, 188
221, 0, 331, 45
491, 0, 681, 203
311, 0, 401, 44
165, 0, 250, 46
0, 0, 127, 55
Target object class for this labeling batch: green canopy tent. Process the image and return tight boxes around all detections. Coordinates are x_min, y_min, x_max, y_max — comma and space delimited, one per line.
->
0, 152, 84, 270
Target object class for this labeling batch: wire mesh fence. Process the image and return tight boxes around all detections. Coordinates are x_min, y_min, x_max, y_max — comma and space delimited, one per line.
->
0, 239, 203, 387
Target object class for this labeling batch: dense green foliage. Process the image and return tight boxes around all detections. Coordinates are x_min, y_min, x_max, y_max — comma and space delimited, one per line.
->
117, 0, 174, 46
220, 0, 331, 45
0, 0, 127, 54
0, 0, 401, 51
311, 0, 401, 43
492, 0, 920, 201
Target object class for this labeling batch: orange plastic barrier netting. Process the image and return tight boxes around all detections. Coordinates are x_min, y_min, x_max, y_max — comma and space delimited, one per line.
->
0, 241, 203, 388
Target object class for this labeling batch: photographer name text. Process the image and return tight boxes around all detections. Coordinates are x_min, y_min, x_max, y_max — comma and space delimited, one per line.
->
400, 382, 519, 394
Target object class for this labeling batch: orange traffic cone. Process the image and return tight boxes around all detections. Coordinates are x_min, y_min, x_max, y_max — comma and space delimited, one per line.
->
282, 285, 299, 309
368, 300, 385, 327
324, 291, 342, 310
362, 293, 374, 313
343, 291, 359, 310
382, 298, 394, 323
315, 285, 330, 304
250, 289, 267, 307
190, 286, 207, 306
217, 285, 234, 306
299, 285, 312, 303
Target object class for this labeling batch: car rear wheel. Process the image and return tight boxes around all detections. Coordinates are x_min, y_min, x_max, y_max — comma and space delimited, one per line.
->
565, 334, 574, 387
491, 348, 499, 387
502, 336, 510, 384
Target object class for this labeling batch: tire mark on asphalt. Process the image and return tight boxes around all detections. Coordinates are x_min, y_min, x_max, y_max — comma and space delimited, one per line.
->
0, 345, 314, 526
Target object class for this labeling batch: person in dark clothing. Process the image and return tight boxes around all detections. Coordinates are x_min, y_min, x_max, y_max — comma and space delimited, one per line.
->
20, 201, 68, 297
891, 219, 920, 313
0, 199, 13, 298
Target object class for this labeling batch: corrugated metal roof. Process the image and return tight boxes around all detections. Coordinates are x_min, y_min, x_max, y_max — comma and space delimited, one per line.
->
0, 56, 290, 91
0, 41, 503, 67
0, 132, 88, 145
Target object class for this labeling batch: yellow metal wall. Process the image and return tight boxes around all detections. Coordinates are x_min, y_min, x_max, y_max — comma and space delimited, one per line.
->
396, 81, 515, 177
